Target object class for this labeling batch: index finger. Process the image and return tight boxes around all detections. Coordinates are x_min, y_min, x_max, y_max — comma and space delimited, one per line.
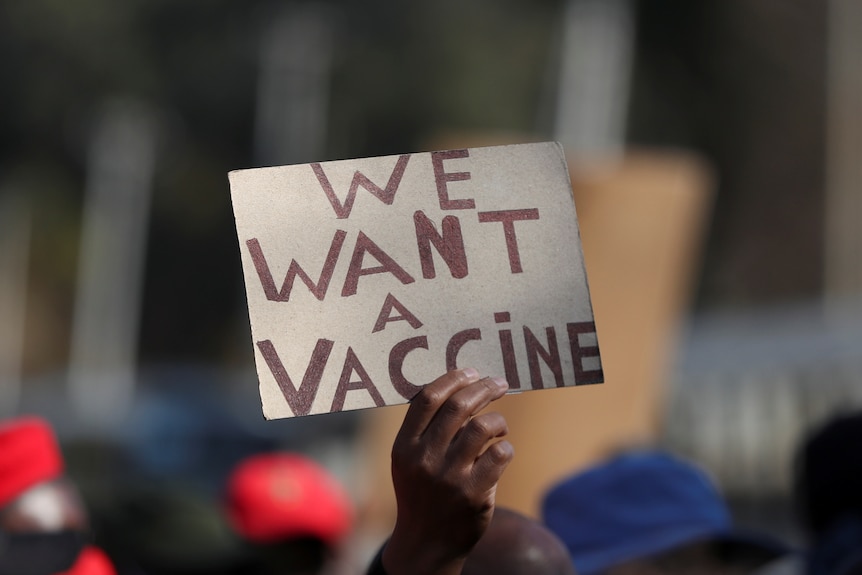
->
395, 368, 481, 442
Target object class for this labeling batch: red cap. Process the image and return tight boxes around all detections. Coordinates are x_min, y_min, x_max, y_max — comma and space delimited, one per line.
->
225, 453, 353, 546
0, 417, 64, 506
56, 546, 116, 575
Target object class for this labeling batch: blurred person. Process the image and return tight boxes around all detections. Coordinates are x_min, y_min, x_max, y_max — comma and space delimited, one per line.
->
0, 416, 115, 575
460, 507, 575, 575
56, 546, 117, 575
542, 449, 789, 575
794, 411, 862, 575
366, 368, 576, 575
224, 452, 353, 575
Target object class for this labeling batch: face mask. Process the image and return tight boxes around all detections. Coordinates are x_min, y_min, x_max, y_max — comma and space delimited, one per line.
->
0, 530, 87, 575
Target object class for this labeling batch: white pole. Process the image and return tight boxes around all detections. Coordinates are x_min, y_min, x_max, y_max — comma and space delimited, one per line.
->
68, 99, 157, 429
553, 0, 634, 166
254, 4, 334, 167
824, 0, 862, 306
0, 194, 30, 416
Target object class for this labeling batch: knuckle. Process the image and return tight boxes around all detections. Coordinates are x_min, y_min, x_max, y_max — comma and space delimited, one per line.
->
466, 416, 492, 437
466, 413, 507, 441
415, 388, 442, 410
492, 413, 509, 435
486, 440, 514, 464
415, 454, 436, 475
442, 395, 470, 417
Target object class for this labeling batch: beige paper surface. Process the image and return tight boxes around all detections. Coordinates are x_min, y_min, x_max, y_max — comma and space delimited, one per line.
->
229, 142, 601, 419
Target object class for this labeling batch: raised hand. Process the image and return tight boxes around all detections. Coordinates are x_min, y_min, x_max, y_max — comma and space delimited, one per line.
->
382, 368, 514, 575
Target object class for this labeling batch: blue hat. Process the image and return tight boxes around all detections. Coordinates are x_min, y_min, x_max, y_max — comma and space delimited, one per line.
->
541, 450, 788, 575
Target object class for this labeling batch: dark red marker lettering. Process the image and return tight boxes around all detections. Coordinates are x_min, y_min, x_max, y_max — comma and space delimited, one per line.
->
446, 328, 482, 371
389, 336, 429, 400
496, 313, 521, 389
524, 326, 564, 389
246, 231, 347, 302
256, 338, 333, 417
478, 209, 540, 273
342, 232, 415, 297
431, 149, 475, 210
311, 155, 411, 219
567, 321, 603, 384
414, 211, 468, 279
330, 347, 385, 412
372, 293, 423, 333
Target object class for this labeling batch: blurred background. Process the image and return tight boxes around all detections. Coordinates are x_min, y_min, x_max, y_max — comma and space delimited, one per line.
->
1, 0, 860, 572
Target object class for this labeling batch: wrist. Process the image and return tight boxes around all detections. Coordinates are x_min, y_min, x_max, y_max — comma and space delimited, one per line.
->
382, 533, 467, 575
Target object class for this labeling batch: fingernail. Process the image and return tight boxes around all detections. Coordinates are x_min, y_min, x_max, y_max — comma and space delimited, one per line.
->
461, 367, 480, 380
492, 377, 509, 390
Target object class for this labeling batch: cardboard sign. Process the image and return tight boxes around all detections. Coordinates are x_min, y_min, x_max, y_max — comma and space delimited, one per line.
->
229, 142, 602, 419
